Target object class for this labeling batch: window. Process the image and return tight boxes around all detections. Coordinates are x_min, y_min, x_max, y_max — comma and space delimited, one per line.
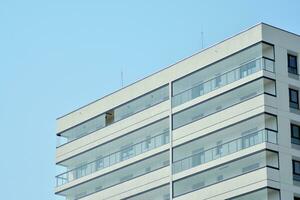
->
172, 78, 276, 129
173, 150, 279, 197
289, 88, 299, 109
291, 124, 300, 145
74, 165, 87, 179
120, 145, 134, 161
242, 129, 260, 148
228, 188, 280, 200
122, 184, 170, 200
293, 160, 300, 181
171, 42, 275, 107
57, 151, 170, 199
191, 148, 204, 167
288, 54, 298, 74
57, 85, 169, 146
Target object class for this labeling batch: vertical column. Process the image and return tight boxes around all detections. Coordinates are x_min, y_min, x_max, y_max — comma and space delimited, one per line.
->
169, 81, 173, 200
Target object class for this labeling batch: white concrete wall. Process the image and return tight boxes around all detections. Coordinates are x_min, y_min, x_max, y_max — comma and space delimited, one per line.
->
260, 23, 300, 200
55, 23, 300, 200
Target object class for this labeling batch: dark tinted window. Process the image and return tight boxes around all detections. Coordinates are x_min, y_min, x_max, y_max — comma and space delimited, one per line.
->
288, 54, 298, 74
293, 160, 300, 175
289, 89, 299, 109
291, 124, 300, 145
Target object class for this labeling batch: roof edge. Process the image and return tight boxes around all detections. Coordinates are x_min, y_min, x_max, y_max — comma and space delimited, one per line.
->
57, 22, 300, 120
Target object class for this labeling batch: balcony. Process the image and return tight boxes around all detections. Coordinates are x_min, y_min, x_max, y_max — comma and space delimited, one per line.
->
56, 151, 170, 200
57, 85, 169, 147
228, 188, 280, 200
173, 129, 277, 174
172, 57, 274, 107
173, 150, 279, 197
56, 130, 169, 187
123, 184, 170, 200
172, 77, 276, 130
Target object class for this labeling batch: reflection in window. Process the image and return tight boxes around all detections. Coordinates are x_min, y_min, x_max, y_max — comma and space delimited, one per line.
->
56, 118, 170, 187
289, 88, 299, 109
291, 124, 300, 145
122, 184, 170, 200
172, 42, 275, 107
173, 150, 279, 197
227, 187, 280, 200
57, 151, 170, 200
172, 78, 276, 129
120, 145, 134, 161
288, 54, 298, 75
172, 113, 278, 174
57, 85, 169, 146
293, 160, 300, 181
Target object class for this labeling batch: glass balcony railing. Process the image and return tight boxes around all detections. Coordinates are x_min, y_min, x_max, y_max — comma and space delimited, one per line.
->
123, 184, 170, 200
172, 78, 276, 130
172, 129, 277, 174
57, 85, 169, 147
228, 188, 280, 200
173, 150, 279, 197
172, 57, 275, 107
57, 151, 170, 200
56, 130, 169, 187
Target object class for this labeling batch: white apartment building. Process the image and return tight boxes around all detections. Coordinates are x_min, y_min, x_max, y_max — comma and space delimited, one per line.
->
55, 23, 300, 200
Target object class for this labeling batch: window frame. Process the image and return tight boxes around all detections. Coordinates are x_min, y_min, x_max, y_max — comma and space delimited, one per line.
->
172, 150, 279, 198
293, 160, 300, 176
226, 187, 281, 200
56, 84, 169, 147
291, 123, 300, 145
288, 54, 298, 75
289, 88, 299, 109
172, 77, 277, 130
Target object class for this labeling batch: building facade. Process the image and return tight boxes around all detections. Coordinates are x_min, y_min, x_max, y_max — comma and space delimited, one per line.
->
55, 23, 300, 200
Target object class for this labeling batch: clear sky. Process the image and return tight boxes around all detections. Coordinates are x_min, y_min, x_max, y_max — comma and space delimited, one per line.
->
0, 0, 300, 199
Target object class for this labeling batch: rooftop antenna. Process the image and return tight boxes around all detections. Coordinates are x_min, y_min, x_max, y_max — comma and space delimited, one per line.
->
121, 68, 124, 88
201, 25, 204, 49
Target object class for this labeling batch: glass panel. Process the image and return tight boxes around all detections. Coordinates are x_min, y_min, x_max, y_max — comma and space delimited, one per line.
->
292, 124, 300, 145
292, 124, 300, 138
266, 151, 279, 168
294, 160, 300, 175
123, 184, 170, 200
173, 129, 278, 174
288, 54, 298, 74
172, 42, 275, 107
290, 89, 299, 109
290, 89, 299, 103
173, 150, 279, 197
56, 118, 169, 186
172, 78, 274, 129
293, 160, 300, 181
115, 86, 169, 121
228, 188, 280, 200
58, 114, 106, 145
173, 113, 276, 162
57, 151, 170, 200
264, 78, 276, 95
290, 56, 298, 67
262, 43, 275, 60
57, 85, 169, 146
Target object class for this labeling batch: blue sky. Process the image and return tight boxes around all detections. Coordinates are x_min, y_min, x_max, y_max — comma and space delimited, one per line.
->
0, 0, 300, 199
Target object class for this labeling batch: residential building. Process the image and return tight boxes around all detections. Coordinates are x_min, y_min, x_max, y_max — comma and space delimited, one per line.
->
55, 23, 300, 200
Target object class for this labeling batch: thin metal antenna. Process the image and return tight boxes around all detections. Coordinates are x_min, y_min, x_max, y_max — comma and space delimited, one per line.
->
201, 25, 204, 49
121, 69, 124, 88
